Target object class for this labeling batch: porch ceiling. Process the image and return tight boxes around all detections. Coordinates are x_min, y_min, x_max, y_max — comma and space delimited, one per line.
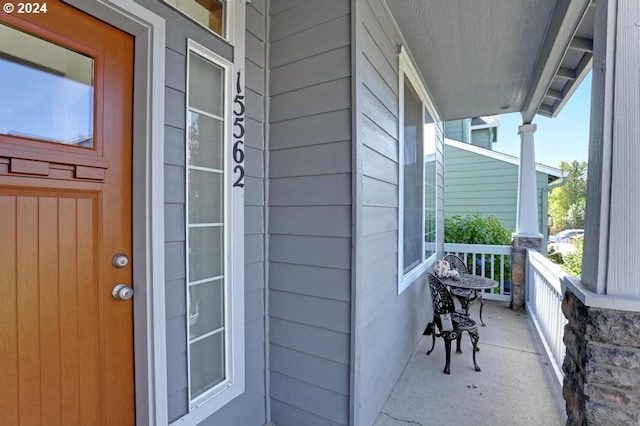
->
385, 0, 594, 122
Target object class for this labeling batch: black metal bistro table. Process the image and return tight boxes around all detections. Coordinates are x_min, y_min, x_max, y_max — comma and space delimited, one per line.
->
438, 273, 499, 326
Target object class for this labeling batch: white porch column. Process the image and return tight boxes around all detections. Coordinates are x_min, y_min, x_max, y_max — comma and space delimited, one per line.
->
515, 123, 541, 237
510, 123, 542, 310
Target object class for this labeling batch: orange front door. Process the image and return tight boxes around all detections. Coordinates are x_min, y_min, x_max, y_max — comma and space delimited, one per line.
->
0, 2, 135, 425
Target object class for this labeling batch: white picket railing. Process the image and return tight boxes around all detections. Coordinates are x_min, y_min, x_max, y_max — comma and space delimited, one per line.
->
526, 249, 568, 385
443, 243, 512, 302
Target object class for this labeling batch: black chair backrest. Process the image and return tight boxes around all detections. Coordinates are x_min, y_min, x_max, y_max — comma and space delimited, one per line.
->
443, 254, 468, 273
427, 273, 456, 316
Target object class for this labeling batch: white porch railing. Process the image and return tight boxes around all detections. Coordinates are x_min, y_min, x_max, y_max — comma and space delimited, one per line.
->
526, 249, 568, 385
443, 243, 512, 302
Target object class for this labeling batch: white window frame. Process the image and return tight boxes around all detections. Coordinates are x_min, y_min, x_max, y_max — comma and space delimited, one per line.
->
398, 46, 441, 294
172, 38, 245, 426
163, 0, 236, 45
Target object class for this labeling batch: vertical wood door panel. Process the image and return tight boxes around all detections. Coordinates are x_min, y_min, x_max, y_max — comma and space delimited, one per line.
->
0, 196, 19, 425
58, 197, 81, 426
0, 1, 134, 424
38, 197, 62, 426
0, 193, 105, 425
16, 197, 40, 426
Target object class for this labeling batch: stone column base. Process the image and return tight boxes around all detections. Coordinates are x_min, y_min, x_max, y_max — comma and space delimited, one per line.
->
510, 235, 542, 310
562, 290, 640, 425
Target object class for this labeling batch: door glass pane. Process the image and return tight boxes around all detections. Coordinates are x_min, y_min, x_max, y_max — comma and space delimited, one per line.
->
190, 332, 225, 398
403, 77, 423, 273
0, 23, 94, 147
188, 169, 223, 224
189, 53, 223, 117
187, 111, 224, 169
188, 280, 224, 340
188, 226, 223, 282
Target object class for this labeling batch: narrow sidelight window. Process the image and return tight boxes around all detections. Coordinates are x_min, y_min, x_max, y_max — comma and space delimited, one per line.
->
177, 37, 245, 425
186, 50, 226, 401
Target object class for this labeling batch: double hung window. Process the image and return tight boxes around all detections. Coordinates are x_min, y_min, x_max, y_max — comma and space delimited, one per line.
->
399, 49, 439, 293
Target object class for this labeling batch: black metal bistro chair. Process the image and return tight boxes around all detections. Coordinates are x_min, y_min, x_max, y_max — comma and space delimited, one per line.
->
444, 254, 487, 326
424, 273, 480, 374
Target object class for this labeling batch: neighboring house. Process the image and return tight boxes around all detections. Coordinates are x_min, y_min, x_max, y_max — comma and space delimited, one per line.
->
445, 116, 500, 149
444, 138, 565, 247
1, 1, 637, 426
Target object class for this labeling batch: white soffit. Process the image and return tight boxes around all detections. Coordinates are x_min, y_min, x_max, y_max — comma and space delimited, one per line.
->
385, 0, 593, 121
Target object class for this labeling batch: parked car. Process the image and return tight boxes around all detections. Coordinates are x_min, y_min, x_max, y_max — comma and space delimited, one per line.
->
549, 229, 584, 243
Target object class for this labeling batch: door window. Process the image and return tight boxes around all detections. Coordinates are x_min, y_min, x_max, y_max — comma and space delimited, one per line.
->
0, 23, 94, 147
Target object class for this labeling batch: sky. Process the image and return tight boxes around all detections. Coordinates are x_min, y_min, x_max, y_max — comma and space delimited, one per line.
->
492, 73, 592, 169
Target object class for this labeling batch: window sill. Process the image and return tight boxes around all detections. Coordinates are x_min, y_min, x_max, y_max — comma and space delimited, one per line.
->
170, 381, 245, 426
398, 255, 436, 295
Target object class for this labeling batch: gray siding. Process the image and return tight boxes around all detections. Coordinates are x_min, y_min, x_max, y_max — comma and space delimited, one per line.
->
443, 144, 551, 244
351, 0, 443, 424
268, 0, 352, 425
150, 0, 267, 423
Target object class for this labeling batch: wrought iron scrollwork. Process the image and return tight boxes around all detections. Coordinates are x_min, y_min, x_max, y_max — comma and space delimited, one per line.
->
426, 273, 481, 374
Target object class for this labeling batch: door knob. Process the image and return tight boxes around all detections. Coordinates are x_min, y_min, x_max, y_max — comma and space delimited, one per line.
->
112, 284, 133, 300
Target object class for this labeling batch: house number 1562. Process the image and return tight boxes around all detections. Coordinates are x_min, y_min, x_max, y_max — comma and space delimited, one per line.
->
232, 70, 245, 188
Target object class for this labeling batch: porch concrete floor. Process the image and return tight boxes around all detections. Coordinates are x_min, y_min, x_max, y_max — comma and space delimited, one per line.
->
374, 300, 566, 426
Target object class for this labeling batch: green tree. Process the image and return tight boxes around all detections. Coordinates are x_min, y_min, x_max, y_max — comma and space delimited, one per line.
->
444, 213, 511, 245
562, 238, 583, 276
549, 160, 588, 232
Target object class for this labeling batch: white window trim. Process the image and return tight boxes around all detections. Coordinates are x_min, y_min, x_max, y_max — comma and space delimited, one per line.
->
398, 46, 441, 294
163, 0, 236, 45
173, 38, 245, 426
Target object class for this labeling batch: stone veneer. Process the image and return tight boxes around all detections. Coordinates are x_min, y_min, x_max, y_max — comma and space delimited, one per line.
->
562, 290, 640, 425
510, 235, 542, 310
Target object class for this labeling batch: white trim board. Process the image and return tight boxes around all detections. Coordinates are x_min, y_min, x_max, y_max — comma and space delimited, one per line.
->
445, 138, 565, 178
563, 277, 640, 313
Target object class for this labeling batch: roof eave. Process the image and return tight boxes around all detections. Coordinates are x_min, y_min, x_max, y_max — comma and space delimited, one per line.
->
521, 0, 593, 123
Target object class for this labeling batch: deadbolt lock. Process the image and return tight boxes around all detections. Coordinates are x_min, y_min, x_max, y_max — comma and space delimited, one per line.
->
112, 253, 129, 268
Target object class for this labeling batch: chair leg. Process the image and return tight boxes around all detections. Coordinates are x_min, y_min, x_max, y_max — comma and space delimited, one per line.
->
443, 336, 452, 375
427, 326, 437, 356
469, 329, 481, 372
478, 292, 486, 326
456, 333, 463, 353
